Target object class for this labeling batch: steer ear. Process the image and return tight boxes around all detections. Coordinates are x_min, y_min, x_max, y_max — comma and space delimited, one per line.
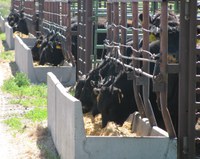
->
138, 13, 152, 24
112, 87, 124, 103
90, 80, 96, 87
93, 88, 100, 95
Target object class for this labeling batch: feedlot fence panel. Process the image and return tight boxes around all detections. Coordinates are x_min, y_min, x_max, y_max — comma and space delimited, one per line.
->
23, 0, 36, 35
105, 0, 178, 138
11, 0, 78, 66
11, 0, 23, 12
37, 0, 77, 66
10, 0, 200, 158
105, 1, 200, 158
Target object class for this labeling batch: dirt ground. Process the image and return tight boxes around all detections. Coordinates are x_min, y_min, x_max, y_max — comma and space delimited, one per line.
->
0, 41, 59, 158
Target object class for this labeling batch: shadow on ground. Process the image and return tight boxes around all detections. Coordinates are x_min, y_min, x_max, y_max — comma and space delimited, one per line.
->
9, 61, 18, 76
36, 125, 60, 159
2, 40, 10, 51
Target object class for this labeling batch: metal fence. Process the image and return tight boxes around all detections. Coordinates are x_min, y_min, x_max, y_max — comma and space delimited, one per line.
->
23, 0, 36, 35
9, 0, 200, 158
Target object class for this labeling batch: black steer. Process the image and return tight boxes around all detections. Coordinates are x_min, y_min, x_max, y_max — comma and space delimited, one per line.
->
148, 25, 179, 133
31, 35, 44, 61
39, 38, 64, 66
94, 70, 137, 127
76, 59, 122, 116
7, 9, 29, 35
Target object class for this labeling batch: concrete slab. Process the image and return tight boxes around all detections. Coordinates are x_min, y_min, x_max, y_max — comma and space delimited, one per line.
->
15, 35, 76, 86
5, 22, 14, 50
0, 16, 5, 32
47, 72, 177, 159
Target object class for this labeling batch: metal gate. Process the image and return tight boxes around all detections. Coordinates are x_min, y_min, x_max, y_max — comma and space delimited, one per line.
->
11, 0, 24, 12
178, 0, 200, 158
23, 0, 36, 35
77, 0, 93, 75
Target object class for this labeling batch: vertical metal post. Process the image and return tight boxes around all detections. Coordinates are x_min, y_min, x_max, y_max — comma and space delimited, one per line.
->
113, 2, 119, 43
106, 1, 112, 56
120, 2, 127, 56
178, 1, 190, 158
66, 1, 75, 67
39, 0, 44, 32
85, 0, 93, 73
77, 0, 82, 75
132, 2, 146, 118
187, 0, 197, 157
142, 2, 157, 127
160, 1, 176, 138
107, 2, 112, 42
81, 0, 86, 74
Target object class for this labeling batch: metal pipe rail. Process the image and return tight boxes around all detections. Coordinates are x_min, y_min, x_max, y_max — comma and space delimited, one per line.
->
107, 0, 176, 138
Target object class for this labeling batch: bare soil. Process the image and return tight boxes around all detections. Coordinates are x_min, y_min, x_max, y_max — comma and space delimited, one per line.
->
0, 41, 59, 159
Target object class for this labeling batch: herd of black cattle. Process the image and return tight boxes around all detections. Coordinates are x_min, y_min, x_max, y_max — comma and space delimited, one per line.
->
6, 7, 200, 135
75, 12, 181, 134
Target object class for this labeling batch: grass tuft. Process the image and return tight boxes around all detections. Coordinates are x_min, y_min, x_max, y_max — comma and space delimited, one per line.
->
1, 72, 47, 107
0, 50, 14, 61
0, 32, 6, 41
25, 107, 47, 122
0, 0, 11, 18
4, 117, 24, 133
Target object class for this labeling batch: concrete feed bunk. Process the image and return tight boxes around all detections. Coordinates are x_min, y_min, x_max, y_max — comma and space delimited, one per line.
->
5, 22, 14, 50
15, 35, 75, 85
47, 72, 177, 159
0, 16, 5, 32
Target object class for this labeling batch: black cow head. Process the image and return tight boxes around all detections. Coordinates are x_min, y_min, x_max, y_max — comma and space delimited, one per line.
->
79, 69, 101, 113
31, 36, 44, 61
94, 85, 125, 127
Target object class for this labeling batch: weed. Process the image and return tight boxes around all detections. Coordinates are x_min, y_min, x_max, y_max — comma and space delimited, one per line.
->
4, 117, 24, 133
24, 107, 47, 122
1, 72, 47, 107
0, 0, 11, 17
14, 72, 30, 87
0, 32, 6, 41
0, 50, 14, 61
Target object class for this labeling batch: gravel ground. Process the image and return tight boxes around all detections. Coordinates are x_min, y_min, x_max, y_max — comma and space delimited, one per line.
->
0, 48, 59, 158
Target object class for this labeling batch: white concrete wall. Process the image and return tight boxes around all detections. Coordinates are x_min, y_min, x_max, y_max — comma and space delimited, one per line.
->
47, 72, 177, 159
15, 35, 76, 86
0, 16, 5, 32
5, 22, 14, 50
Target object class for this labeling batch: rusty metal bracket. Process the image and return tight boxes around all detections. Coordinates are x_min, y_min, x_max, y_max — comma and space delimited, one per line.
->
152, 73, 166, 92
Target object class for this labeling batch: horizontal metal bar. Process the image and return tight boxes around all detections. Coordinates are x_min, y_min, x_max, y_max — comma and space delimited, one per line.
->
97, 13, 107, 17
195, 130, 200, 138
96, 45, 104, 49
196, 112, 200, 118
167, 63, 180, 73
96, 29, 107, 33
195, 102, 200, 109
196, 75, 200, 82
197, 19, 200, 26
196, 88, 200, 94
195, 48, 200, 55
107, 0, 162, 2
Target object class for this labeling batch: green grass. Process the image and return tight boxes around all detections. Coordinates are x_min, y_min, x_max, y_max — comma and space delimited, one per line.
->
10, 97, 47, 107
0, 32, 6, 40
4, 107, 47, 133
24, 107, 47, 122
2, 72, 48, 132
4, 117, 24, 133
1, 72, 47, 107
0, 50, 14, 61
69, 89, 75, 96
0, 0, 11, 18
